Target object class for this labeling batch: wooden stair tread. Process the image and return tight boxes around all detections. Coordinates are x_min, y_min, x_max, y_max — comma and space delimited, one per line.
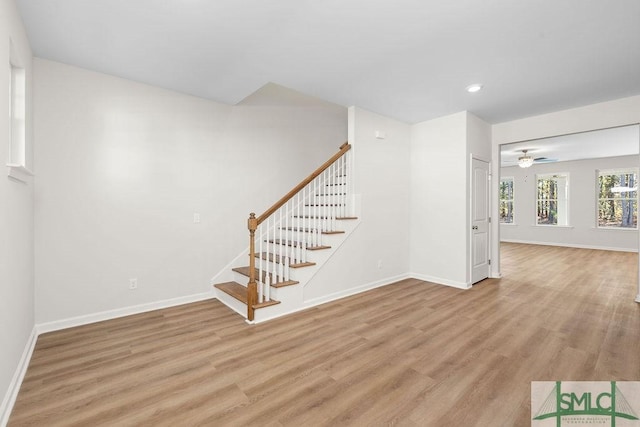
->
268, 239, 331, 250
232, 266, 300, 287
254, 252, 316, 268
214, 281, 281, 308
280, 227, 345, 235
253, 299, 281, 309
290, 261, 316, 268
214, 281, 247, 304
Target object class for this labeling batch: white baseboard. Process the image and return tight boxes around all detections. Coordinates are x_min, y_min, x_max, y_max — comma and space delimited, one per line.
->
408, 273, 472, 290
500, 239, 638, 253
1, 327, 37, 427
37, 291, 216, 334
303, 273, 411, 308
252, 273, 411, 324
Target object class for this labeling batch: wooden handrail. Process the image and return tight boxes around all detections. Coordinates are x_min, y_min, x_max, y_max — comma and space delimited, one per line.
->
256, 142, 351, 225
246, 142, 351, 321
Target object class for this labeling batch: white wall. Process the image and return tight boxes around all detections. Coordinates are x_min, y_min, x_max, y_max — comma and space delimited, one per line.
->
303, 107, 411, 299
501, 155, 639, 251
0, 0, 34, 421
410, 111, 492, 288
491, 95, 640, 276
410, 112, 468, 287
34, 59, 347, 325
467, 112, 492, 162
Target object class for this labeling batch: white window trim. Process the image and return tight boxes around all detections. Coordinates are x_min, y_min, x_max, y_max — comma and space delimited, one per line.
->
535, 173, 570, 226
7, 163, 34, 183
499, 176, 515, 224
596, 168, 638, 230
7, 39, 30, 182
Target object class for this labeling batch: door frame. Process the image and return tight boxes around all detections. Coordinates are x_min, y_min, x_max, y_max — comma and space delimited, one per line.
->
469, 154, 492, 285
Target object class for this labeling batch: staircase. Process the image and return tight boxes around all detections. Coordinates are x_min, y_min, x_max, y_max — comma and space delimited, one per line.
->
213, 143, 359, 323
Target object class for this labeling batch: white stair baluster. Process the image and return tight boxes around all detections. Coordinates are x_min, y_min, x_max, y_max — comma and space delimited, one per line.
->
331, 162, 336, 231
269, 216, 274, 290
258, 224, 263, 303
277, 208, 282, 283
301, 186, 306, 263
316, 172, 320, 234
312, 177, 316, 247
298, 189, 302, 261
325, 168, 330, 233
343, 153, 347, 217
265, 221, 269, 301
338, 155, 343, 218
285, 200, 290, 281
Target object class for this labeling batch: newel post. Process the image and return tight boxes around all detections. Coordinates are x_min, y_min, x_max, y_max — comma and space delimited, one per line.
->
247, 212, 258, 321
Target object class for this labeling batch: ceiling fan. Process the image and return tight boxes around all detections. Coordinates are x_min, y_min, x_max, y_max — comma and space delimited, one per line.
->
508, 149, 558, 168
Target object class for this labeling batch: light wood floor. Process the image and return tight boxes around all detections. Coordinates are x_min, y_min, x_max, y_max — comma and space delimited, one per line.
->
9, 243, 640, 426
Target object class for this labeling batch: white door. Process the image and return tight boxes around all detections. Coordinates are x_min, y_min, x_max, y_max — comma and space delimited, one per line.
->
471, 158, 490, 284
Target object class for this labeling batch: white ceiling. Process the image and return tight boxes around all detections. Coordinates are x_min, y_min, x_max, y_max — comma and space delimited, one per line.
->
15, 0, 640, 124
501, 125, 640, 167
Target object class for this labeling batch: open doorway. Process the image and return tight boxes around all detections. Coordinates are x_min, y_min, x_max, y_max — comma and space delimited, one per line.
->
494, 124, 640, 302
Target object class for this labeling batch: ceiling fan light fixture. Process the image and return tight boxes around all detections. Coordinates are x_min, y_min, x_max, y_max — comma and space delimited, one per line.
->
518, 150, 534, 168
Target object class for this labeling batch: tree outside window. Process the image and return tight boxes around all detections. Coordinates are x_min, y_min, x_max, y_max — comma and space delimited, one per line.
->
499, 177, 514, 224
537, 174, 569, 226
598, 169, 637, 228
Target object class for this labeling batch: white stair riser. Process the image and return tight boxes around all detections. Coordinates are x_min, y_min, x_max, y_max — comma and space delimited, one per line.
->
300, 206, 347, 217
265, 230, 325, 246
314, 194, 347, 203
288, 217, 353, 228
215, 288, 247, 317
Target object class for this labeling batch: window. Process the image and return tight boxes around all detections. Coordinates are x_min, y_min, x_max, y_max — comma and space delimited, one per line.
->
537, 173, 569, 226
499, 177, 514, 223
597, 169, 637, 229
9, 62, 26, 166
6, 40, 32, 182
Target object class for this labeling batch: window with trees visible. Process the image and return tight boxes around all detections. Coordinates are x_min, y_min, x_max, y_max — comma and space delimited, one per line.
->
499, 177, 514, 224
597, 169, 637, 229
537, 173, 569, 226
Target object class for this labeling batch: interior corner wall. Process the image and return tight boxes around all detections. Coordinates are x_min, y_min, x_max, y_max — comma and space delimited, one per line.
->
33, 58, 346, 325
410, 112, 469, 287
501, 155, 639, 252
0, 0, 35, 420
303, 107, 411, 298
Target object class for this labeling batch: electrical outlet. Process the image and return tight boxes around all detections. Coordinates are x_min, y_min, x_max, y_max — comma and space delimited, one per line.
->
377, 260, 383, 269
193, 213, 201, 223
129, 278, 137, 290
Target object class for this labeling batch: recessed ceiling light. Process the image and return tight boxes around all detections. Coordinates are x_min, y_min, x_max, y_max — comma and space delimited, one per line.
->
466, 84, 483, 93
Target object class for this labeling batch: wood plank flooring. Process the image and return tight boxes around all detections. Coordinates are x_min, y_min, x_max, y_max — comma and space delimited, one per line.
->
8, 243, 640, 426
